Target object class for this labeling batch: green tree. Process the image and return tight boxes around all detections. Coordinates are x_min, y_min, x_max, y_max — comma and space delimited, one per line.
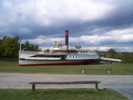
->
103, 48, 133, 63
0, 36, 39, 58
1, 36, 19, 58
0, 39, 2, 56
22, 41, 39, 51
106, 49, 117, 58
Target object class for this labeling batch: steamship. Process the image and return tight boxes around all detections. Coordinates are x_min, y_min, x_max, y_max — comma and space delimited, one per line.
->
19, 30, 100, 66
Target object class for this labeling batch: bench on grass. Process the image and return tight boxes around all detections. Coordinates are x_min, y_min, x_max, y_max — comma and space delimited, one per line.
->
29, 81, 101, 91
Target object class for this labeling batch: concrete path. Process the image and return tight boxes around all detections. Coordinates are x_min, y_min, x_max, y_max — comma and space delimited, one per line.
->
114, 88, 133, 100
0, 73, 133, 100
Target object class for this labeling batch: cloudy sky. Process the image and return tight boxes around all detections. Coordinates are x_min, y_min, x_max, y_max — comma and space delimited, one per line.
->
0, 0, 133, 52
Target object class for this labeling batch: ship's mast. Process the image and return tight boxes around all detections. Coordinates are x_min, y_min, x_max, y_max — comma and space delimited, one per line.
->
19, 40, 22, 58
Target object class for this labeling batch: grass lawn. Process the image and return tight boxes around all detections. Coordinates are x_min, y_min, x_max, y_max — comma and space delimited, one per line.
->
0, 60, 133, 74
0, 89, 128, 100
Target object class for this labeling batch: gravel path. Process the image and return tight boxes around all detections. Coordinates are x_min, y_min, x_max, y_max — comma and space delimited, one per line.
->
0, 73, 133, 99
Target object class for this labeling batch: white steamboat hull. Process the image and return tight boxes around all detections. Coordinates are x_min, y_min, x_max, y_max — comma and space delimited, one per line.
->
19, 59, 99, 66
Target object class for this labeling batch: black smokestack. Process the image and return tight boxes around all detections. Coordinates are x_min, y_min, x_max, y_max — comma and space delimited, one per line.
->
65, 30, 69, 50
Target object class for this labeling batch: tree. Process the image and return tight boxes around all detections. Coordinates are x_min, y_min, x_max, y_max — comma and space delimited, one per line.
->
0, 39, 2, 56
21, 41, 39, 51
103, 48, 133, 63
0, 36, 39, 58
0, 36, 19, 58
106, 49, 117, 58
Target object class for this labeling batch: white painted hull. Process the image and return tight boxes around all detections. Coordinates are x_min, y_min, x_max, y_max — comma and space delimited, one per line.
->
19, 51, 100, 66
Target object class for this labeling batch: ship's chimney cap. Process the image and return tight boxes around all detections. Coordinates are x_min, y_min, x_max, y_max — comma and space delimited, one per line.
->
65, 30, 69, 32
65, 30, 69, 36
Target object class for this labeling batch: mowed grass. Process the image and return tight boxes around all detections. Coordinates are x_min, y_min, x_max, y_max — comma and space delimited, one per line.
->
0, 60, 133, 74
0, 89, 128, 100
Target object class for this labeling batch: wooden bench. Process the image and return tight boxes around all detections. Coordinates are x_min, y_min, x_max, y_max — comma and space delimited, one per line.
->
29, 81, 100, 91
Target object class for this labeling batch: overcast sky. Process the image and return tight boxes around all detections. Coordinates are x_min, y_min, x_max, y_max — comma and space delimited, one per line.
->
0, 0, 133, 51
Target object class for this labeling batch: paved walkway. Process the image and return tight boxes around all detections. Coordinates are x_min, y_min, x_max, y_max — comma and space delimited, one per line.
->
0, 73, 133, 100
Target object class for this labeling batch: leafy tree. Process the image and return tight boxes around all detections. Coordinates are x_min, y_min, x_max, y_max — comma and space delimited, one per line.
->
105, 49, 117, 58
0, 36, 39, 58
0, 36, 19, 58
21, 41, 39, 51
103, 48, 133, 63
0, 39, 2, 56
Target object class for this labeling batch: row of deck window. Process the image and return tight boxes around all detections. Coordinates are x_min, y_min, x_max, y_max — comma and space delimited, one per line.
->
68, 54, 97, 59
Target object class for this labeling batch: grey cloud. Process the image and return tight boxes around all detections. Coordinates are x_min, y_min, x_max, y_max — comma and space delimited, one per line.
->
0, 0, 133, 52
